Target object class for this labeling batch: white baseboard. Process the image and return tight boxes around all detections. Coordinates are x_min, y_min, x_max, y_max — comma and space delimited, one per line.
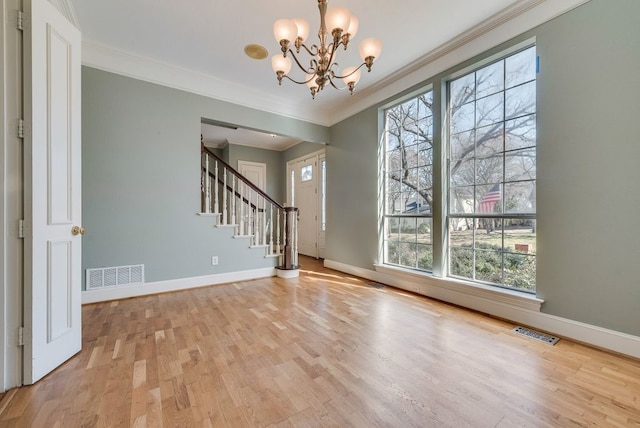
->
82, 267, 275, 304
324, 259, 640, 359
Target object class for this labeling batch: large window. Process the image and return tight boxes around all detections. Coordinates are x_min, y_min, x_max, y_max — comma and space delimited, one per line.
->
380, 44, 537, 293
448, 46, 537, 292
383, 91, 434, 271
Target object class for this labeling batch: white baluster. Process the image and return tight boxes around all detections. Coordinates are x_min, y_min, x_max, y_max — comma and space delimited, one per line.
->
205, 155, 211, 213
239, 182, 244, 235
222, 168, 228, 224
200, 168, 204, 212
269, 204, 274, 255
276, 209, 281, 255
213, 160, 219, 215
248, 187, 253, 239
254, 189, 258, 243
253, 192, 260, 245
294, 210, 298, 266
231, 175, 236, 228
251, 191, 256, 245
262, 197, 267, 248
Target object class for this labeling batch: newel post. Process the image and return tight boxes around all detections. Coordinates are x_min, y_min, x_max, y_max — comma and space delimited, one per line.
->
276, 206, 299, 278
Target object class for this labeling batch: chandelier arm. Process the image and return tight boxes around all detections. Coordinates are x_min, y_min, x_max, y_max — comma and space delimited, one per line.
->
282, 74, 317, 85
324, 41, 340, 74
332, 62, 366, 79
327, 76, 344, 90
327, 75, 357, 95
298, 43, 319, 57
288, 50, 316, 74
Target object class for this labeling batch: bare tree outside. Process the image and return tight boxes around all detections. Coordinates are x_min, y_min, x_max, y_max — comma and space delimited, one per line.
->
383, 91, 434, 270
382, 46, 537, 291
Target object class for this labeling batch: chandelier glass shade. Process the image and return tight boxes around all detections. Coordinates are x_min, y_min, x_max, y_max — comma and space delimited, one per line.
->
271, 0, 382, 99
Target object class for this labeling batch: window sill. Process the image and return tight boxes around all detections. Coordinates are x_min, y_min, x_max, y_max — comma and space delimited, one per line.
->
373, 263, 543, 312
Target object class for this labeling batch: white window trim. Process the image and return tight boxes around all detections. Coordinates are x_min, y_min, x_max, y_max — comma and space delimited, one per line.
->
374, 263, 543, 312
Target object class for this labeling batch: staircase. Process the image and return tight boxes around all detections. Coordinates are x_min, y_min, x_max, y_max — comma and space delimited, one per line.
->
201, 145, 299, 277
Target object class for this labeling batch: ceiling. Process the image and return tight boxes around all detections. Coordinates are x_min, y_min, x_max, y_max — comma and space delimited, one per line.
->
200, 121, 302, 151
66, 0, 586, 145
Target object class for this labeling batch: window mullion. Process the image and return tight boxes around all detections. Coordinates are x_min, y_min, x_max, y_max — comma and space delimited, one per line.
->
445, 45, 536, 292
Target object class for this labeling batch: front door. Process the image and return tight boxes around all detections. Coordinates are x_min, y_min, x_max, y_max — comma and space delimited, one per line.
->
23, 0, 82, 384
289, 156, 318, 258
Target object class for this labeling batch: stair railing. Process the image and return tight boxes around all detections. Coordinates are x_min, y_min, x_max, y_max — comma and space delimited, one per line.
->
201, 145, 298, 269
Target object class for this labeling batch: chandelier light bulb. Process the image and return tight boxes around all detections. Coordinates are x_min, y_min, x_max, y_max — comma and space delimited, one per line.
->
271, 54, 292, 75
341, 66, 361, 85
345, 15, 359, 38
292, 18, 310, 42
359, 37, 382, 61
325, 6, 351, 34
305, 73, 319, 89
273, 19, 298, 44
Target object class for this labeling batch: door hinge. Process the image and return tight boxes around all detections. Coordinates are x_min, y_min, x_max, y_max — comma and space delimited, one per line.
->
17, 10, 24, 30
18, 326, 24, 346
18, 219, 31, 238
18, 119, 25, 139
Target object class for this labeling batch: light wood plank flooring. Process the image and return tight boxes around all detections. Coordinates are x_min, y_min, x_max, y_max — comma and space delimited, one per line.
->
1, 257, 639, 427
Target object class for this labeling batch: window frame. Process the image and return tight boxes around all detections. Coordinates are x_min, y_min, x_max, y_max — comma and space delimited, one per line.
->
445, 43, 537, 293
381, 87, 435, 273
377, 39, 537, 294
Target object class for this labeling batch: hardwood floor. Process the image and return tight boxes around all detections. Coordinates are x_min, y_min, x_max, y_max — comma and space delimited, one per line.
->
1, 256, 639, 427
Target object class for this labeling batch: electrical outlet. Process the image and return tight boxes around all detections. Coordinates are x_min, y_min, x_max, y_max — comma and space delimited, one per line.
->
211, 256, 218, 266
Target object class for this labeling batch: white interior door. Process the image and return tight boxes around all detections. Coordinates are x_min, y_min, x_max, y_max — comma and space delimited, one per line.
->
23, 0, 82, 384
238, 160, 266, 191
292, 157, 318, 258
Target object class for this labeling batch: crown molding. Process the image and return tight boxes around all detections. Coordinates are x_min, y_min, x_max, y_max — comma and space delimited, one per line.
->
326, 0, 591, 125
48, 0, 80, 28
225, 138, 303, 152
81, 41, 329, 125
80, 0, 591, 128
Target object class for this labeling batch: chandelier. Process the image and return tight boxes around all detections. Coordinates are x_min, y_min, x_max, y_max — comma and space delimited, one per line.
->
271, 0, 382, 99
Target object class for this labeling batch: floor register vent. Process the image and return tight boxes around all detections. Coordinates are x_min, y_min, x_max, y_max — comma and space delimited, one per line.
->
86, 264, 144, 290
512, 326, 560, 345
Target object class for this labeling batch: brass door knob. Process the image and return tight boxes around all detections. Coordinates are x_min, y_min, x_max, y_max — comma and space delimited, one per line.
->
71, 226, 86, 236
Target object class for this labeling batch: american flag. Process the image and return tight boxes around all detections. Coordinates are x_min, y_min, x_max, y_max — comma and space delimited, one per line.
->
478, 183, 501, 213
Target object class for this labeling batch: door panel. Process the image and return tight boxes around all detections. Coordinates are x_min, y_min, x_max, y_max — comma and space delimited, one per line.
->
238, 160, 266, 191
23, 0, 82, 384
294, 158, 317, 258
47, 240, 73, 341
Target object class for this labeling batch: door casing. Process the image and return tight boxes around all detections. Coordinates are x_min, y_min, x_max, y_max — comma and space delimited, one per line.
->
286, 149, 325, 259
22, 0, 83, 384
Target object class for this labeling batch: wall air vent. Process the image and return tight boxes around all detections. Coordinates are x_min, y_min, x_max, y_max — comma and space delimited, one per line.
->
86, 264, 144, 290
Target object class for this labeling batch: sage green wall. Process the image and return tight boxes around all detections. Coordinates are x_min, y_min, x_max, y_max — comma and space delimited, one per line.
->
82, 67, 329, 286
221, 144, 230, 165
327, 108, 379, 267
326, 0, 640, 336
220, 141, 326, 207
535, 0, 640, 333
207, 147, 223, 159
225, 144, 285, 205
282, 141, 326, 163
